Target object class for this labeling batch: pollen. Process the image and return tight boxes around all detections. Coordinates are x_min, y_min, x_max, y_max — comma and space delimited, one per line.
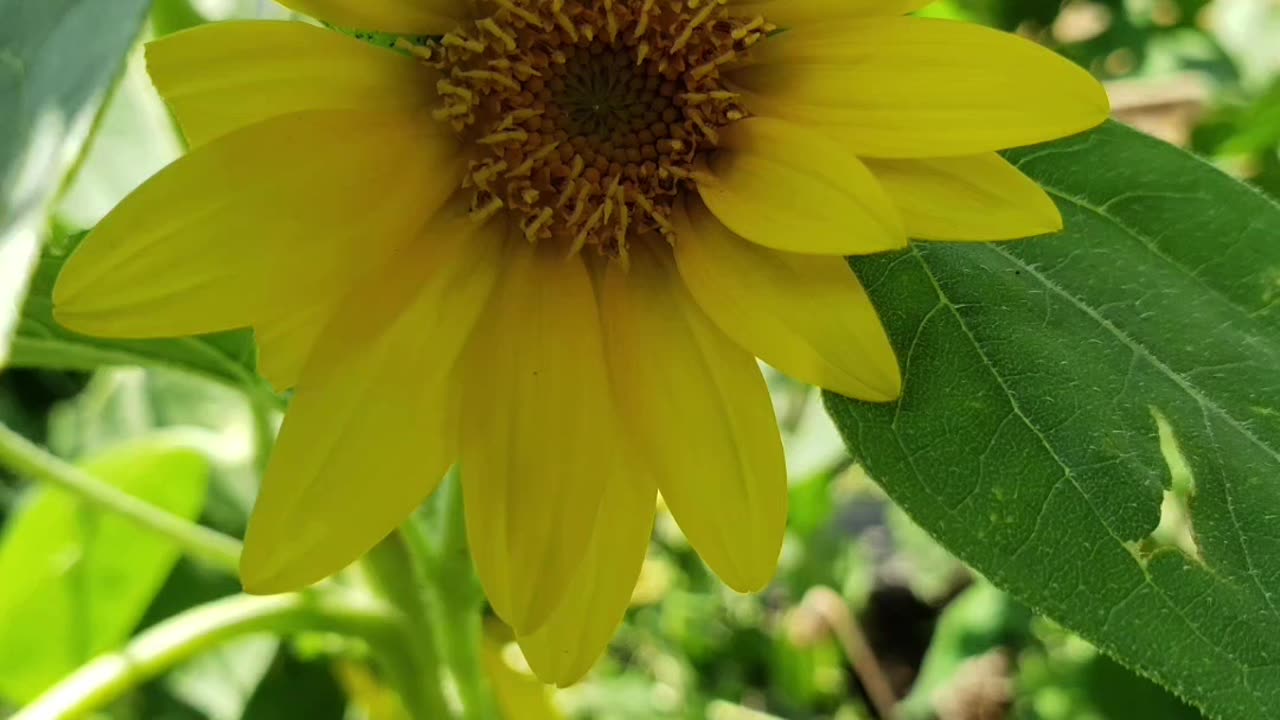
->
417, 0, 772, 259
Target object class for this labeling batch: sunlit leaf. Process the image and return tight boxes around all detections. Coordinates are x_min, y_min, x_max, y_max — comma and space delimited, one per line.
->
166, 636, 279, 720
55, 38, 182, 229
0, 439, 209, 702
45, 367, 260, 532
826, 121, 1280, 720
0, 0, 151, 365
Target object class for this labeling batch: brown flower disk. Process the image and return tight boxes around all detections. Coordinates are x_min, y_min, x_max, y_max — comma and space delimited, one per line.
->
418, 0, 771, 258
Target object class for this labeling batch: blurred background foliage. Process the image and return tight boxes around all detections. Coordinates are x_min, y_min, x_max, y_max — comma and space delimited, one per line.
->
2, 0, 1278, 718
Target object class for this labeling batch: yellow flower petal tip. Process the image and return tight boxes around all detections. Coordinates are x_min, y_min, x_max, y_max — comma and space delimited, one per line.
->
49, 244, 107, 334
238, 572, 291, 597
674, 199, 904, 403
69, 0, 1107, 666
237, 525, 360, 596
460, 241, 617, 638
730, 16, 1110, 157
238, 571, 321, 597
864, 155, 1066, 242
856, 365, 904, 404
1035, 204, 1067, 236
49, 300, 91, 335
51, 278, 132, 338
238, 547, 312, 596
603, 249, 788, 603
516, 472, 657, 687
237, 511, 347, 596
721, 564, 781, 594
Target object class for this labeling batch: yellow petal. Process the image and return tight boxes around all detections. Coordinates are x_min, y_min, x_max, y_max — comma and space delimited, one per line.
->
864, 153, 1062, 241
53, 108, 464, 353
459, 243, 616, 634
517, 469, 655, 686
276, 0, 469, 34
673, 199, 901, 402
482, 626, 563, 720
601, 244, 786, 592
729, 17, 1110, 158
728, 0, 934, 27
146, 21, 438, 147
694, 117, 905, 255
240, 206, 506, 593
253, 301, 340, 392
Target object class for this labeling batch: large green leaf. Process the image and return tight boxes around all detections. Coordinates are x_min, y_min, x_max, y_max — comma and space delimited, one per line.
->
46, 366, 262, 532
0, 440, 209, 703
54, 36, 182, 230
825, 121, 1280, 719
0, 0, 151, 365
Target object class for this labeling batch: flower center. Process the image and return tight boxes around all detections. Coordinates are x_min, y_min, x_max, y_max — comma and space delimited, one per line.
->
416, 0, 772, 259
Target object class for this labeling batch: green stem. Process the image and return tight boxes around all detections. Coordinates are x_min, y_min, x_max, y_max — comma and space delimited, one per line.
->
12, 591, 403, 720
249, 394, 279, 478
361, 537, 452, 719
406, 471, 498, 720
0, 423, 242, 573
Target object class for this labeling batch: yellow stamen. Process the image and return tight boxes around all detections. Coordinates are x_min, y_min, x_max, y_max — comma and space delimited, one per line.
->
456, 69, 521, 92
507, 141, 561, 179
522, 207, 555, 241
672, 0, 720, 53
479, 129, 529, 145
419, 0, 758, 254
476, 18, 517, 51
472, 160, 509, 188
495, 0, 545, 27
441, 32, 484, 53
395, 37, 433, 61
470, 195, 505, 222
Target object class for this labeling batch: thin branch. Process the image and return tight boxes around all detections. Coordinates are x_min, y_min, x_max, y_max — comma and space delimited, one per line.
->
11, 591, 401, 720
0, 422, 242, 573
406, 470, 499, 720
803, 587, 899, 720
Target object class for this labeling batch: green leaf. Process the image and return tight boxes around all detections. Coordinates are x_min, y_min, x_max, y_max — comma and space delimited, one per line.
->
152, 0, 295, 35
0, 0, 151, 365
240, 651, 348, 720
45, 366, 263, 536
165, 636, 279, 720
8, 234, 269, 399
824, 121, 1280, 719
0, 439, 210, 703
54, 35, 182, 229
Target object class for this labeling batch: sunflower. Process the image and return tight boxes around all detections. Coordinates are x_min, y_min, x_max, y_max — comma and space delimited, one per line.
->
52, 0, 1108, 685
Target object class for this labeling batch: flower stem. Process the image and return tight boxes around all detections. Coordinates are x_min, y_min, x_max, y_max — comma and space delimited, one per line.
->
0, 422, 242, 573
360, 536, 452, 719
249, 393, 279, 478
11, 590, 405, 720
405, 471, 499, 720
803, 587, 899, 720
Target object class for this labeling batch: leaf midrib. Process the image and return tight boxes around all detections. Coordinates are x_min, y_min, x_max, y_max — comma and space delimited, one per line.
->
989, 237, 1280, 469
904, 242, 1271, 710
987, 239, 1280, 636
1044, 186, 1275, 332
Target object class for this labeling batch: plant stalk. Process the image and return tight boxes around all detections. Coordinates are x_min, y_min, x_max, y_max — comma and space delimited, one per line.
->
0, 422, 242, 573
404, 471, 499, 720
12, 591, 407, 720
